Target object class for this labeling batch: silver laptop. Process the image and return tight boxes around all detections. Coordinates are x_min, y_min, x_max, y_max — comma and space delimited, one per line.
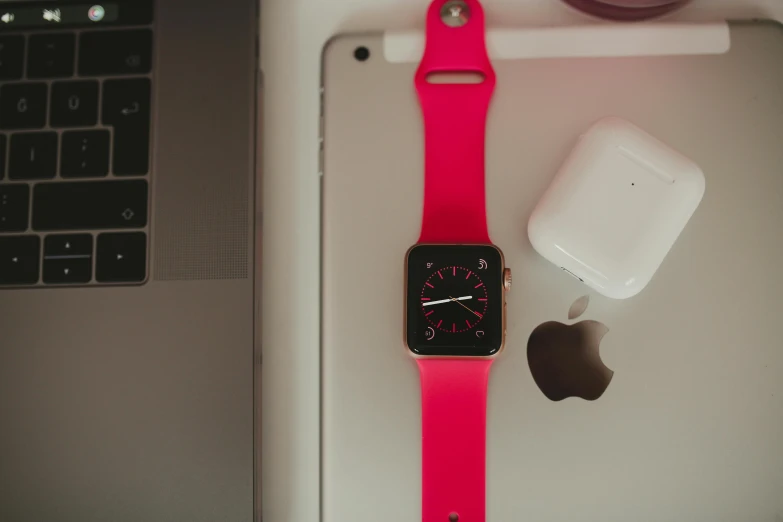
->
0, 1, 259, 520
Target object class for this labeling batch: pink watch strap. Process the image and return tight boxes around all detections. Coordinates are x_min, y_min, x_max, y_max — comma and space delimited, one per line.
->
415, 2, 496, 521
415, 0, 496, 245
417, 359, 494, 522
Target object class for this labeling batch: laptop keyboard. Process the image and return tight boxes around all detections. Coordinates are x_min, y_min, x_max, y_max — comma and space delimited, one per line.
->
0, 21, 153, 287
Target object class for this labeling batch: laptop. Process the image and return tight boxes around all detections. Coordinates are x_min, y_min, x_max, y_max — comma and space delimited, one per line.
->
0, 1, 259, 520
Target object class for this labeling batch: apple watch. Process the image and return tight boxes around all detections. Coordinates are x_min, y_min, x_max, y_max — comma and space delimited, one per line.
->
404, 1, 510, 521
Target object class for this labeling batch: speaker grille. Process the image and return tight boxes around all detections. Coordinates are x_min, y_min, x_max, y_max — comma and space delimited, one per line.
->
153, 179, 249, 281
149, 25, 254, 282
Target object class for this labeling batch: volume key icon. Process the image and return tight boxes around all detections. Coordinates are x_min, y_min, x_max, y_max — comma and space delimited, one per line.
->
42, 9, 61, 22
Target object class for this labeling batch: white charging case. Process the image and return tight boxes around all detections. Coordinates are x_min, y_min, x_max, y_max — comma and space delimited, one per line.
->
528, 117, 706, 300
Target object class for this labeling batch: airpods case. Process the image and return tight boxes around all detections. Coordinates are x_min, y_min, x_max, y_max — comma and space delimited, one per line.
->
528, 117, 706, 300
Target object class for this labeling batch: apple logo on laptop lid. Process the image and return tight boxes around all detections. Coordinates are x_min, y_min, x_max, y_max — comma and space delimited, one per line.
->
527, 295, 614, 401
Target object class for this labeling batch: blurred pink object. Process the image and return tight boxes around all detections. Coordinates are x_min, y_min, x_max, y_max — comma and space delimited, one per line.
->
563, 0, 690, 20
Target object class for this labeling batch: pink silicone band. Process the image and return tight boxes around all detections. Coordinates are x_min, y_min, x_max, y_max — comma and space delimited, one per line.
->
415, 0, 496, 245
415, 2, 496, 521
417, 359, 493, 522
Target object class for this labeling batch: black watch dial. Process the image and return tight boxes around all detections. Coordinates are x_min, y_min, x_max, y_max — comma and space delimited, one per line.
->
406, 244, 504, 357
421, 266, 488, 333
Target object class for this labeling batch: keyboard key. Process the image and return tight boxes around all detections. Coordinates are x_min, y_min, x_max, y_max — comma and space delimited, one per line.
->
0, 134, 6, 179
0, 83, 47, 130
9, 132, 57, 180
79, 30, 152, 76
96, 232, 147, 283
50, 81, 99, 127
61, 130, 110, 178
44, 233, 92, 256
0, 184, 29, 232
32, 180, 148, 231
103, 78, 151, 176
28, 33, 75, 79
102, 78, 151, 127
0, 236, 40, 286
0, 35, 25, 80
112, 123, 151, 176
43, 258, 92, 284
43, 234, 93, 285
102, 78, 151, 126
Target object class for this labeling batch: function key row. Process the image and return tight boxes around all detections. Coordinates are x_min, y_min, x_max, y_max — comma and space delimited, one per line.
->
0, 232, 147, 286
0, 29, 152, 80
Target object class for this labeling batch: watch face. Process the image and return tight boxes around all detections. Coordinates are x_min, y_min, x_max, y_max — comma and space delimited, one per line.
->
406, 244, 505, 357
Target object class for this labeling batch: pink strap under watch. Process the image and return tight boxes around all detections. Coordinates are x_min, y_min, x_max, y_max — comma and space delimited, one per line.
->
417, 358, 493, 522
413, 1, 497, 521
415, 0, 495, 246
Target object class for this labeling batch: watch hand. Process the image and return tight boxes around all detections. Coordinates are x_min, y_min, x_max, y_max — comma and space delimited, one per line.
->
449, 296, 482, 318
422, 296, 473, 307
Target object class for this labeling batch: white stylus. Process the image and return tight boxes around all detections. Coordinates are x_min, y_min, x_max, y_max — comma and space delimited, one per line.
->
422, 296, 473, 307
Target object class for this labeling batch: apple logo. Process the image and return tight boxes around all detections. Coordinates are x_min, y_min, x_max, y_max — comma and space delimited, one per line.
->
527, 295, 614, 401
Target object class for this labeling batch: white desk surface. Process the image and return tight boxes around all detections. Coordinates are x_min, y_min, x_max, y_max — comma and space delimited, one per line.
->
259, 1, 783, 521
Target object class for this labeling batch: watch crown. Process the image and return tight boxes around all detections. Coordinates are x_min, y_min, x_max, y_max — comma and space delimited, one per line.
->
503, 268, 512, 291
